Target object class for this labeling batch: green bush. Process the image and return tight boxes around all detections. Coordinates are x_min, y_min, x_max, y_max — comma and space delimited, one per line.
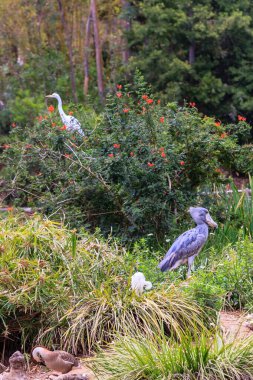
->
1, 73, 250, 240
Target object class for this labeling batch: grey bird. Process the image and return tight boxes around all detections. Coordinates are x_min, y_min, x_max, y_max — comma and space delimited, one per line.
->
158, 207, 217, 278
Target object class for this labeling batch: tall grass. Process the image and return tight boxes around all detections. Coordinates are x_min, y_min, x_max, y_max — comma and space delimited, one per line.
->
92, 329, 253, 380
0, 214, 205, 354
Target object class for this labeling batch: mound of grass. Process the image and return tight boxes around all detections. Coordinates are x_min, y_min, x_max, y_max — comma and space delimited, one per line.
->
92, 330, 253, 380
0, 214, 205, 354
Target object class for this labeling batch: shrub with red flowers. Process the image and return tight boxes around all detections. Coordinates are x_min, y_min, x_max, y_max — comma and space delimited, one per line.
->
1, 72, 251, 240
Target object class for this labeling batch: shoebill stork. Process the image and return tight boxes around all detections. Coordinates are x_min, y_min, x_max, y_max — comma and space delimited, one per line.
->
45, 93, 84, 136
158, 207, 217, 278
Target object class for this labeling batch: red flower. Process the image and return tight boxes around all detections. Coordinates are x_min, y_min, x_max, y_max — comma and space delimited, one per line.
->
51, 122, 56, 127
123, 108, 130, 113
2, 144, 11, 149
108, 153, 114, 158
157, 99, 161, 105
117, 84, 122, 90
60, 125, 67, 130
130, 152, 134, 157
146, 98, 153, 104
215, 121, 221, 127
147, 162, 155, 167
189, 102, 196, 107
116, 92, 122, 98
68, 111, 73, 115
159, 116, 165, 123
180, 161, 185, 166
48, 105, 55, 113
113, 144, 121, 149
159, 147, 165, 152
25, 144, 32, 149
37, 115, 43, 122
238, 115, 246, 121
142, 95, 148, 100
11, 123, 16, 128
63, 154, 72, 159
220, 132, 227, 138
161, 152, 166, 158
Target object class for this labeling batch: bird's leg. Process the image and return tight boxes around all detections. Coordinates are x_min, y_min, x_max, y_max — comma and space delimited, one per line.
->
187, 256, 195, 278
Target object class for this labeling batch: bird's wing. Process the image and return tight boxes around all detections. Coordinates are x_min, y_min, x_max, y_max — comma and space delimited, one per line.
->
57, 351, 78, 366
158, 228, 207, 272
69, 116, 84, 136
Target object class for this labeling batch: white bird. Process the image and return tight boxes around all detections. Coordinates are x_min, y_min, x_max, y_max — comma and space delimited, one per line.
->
131, 272, 152, 296
32, 346, 80, 374
45, 93, 84, 136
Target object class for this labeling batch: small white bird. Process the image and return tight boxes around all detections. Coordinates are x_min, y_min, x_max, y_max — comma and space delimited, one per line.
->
131, 272, 152, 296
45, 93, 84, 136
32, 346, 80, 374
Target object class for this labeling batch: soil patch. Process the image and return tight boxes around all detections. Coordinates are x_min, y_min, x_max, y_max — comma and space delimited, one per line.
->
220, 310, 253, 341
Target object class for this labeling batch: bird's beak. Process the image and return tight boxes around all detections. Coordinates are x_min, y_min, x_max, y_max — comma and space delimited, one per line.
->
206, 213, 218, 228
45, 95, 53, 98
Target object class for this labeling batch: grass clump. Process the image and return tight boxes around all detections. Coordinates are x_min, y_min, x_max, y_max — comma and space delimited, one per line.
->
92, 330, 253, 380
0, 213, 205, 354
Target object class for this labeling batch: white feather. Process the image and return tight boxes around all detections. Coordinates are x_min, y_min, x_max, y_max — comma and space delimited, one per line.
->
131, 272, 152, 295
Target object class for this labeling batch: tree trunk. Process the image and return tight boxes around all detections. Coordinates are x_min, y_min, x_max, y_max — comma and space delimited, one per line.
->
121, 0, 131, 64
90, 0, 104, 102
57, 0, 78, 103
83, 9, 92, 97
189, 42, 195, 65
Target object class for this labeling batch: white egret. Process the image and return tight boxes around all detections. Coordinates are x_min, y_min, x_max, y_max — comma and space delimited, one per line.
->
45, 93, 84, 136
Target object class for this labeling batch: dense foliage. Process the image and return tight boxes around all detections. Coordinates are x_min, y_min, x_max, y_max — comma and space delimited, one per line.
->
1, 74, 252, 239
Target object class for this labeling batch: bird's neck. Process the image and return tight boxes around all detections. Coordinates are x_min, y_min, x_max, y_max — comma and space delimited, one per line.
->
55, 96, 66, 119
196, 223, 209, 235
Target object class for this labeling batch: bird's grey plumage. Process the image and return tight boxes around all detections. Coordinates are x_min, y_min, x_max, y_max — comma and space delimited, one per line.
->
158, 207, 217, 277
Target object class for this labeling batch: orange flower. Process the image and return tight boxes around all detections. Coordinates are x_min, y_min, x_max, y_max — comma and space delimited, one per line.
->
7, 206, 14, 212
159, 147, 165, 152
60, 125, 67, 130
238, 115, 246, 121
159, 116, 165, 123
68, 111, 73, 115
220, 132, 227, 138
117, 84, 122, 90
63, 154, 72, 159
161, 152, 166, 158
189, 102, 196, 107
215, 168, 222, 173
113, 144, 121, 149
48, 105, 55, 113
146, 98, 153, 104
116, 92, 122, 98
51, 122, 56, 127
108, 153, 114, 157
123, 108, 130, 113
11, 123, 16, 128
142, 95, 148, 100
147, 162, 155, 167
157, 99, 161, 105
215, 121, 221, 127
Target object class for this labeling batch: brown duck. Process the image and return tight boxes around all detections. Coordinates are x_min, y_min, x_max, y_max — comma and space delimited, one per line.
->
31, 347, 80, 374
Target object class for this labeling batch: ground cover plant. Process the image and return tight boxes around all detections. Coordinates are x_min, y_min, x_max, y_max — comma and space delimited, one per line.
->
92, 329, 253, 380
0, 213, 206, 355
